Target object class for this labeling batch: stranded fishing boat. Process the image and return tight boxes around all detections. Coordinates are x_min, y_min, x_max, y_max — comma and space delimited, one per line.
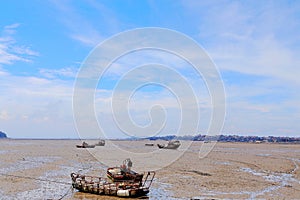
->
157, 140, 181, 149
71, 159, 155, 197
76, 142, 95, 148
95, 140, 105, 146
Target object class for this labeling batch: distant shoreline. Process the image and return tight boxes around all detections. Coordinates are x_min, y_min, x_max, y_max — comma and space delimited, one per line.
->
2, 135, 300, 144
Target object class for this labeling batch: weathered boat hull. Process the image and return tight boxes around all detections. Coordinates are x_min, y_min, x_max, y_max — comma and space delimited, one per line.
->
72, 183, 149, 197
157, 140, 181, 149
71, 172, 154, 197
95, 140, 105, 146
157, 144, 180, 149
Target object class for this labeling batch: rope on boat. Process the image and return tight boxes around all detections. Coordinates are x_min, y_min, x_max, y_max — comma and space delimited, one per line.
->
58, 186, 73, 200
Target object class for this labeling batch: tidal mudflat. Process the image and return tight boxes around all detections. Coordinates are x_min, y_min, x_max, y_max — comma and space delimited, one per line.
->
0, 139, 299, 199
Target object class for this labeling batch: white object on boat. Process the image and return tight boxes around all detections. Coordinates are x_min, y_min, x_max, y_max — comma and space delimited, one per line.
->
117, 189, 130, 196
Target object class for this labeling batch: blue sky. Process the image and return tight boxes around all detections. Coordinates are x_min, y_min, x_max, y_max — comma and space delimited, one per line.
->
0, 0, 299, 138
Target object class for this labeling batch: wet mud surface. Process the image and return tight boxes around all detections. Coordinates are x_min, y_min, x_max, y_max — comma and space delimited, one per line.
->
0, 139, 300, 199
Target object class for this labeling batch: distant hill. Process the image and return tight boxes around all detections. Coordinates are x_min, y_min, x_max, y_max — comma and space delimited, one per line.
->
146, 134, 300, 143
0, 131, 7, 138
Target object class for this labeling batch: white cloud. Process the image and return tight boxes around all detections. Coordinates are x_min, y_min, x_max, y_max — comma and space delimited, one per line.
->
211, 36, 300, 85
2, 1, 299, 138
0, 24, 39, 65
3, 23, 20, 34
223, 99, 300, 137
0, 111, 10, 120
183, 1, 300, 84
0, 70, 8, 76
181, 1, 300, 136
0, 71, 76, 137
70, 34, 100, 47
12, 46, 40, 57
92, 80, 212, 138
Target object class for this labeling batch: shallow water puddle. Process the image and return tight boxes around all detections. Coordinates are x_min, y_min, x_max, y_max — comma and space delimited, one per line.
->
195, 165, 300, 199
241, 167, 299, 185
240, 167, 300, 198
214, 161, 232, 166
256, 153, 272, 157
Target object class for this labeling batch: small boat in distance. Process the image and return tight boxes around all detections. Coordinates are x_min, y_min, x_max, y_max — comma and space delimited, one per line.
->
76, 141, 95, 148
157, 140, 181, 149
145, 143, 154, 146
95, 140, 105, 146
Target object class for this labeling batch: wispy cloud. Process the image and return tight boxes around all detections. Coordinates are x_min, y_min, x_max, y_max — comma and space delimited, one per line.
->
0, 69, 9, 76
180, 1, 300, 136
183, 1, 300, 85
70, 34, 100, 47
3, 23, 20, 34
0, 72, 76, 137
39, 67, 78, 79
0, 23, 39, 65
50, 0, 104, 47
0, 110, 10, 120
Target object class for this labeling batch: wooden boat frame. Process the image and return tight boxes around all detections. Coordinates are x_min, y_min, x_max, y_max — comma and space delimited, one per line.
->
71, 171, 155, 197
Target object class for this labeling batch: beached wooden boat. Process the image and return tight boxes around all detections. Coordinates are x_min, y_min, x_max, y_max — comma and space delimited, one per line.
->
76, 142, 95, 148
95, 140, 105, 146
71, 171, 155, 197
157, 140, 181, 149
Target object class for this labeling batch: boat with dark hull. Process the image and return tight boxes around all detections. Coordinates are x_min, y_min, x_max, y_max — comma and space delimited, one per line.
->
76, 142, 95, 148
157, 140, 181, 149
95, 140, 105, 146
